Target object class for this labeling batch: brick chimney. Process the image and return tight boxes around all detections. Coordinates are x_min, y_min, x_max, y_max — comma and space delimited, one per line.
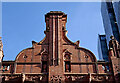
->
45, 11, 67, 81
45, 11, 67, 66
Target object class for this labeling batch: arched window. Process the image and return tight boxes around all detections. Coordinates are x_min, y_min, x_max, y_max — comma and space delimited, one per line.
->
64, 54, 70, 61
63, 50, 71, 72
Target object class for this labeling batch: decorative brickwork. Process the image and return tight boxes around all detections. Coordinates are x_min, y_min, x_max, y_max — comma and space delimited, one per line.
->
1, 11, 119, 82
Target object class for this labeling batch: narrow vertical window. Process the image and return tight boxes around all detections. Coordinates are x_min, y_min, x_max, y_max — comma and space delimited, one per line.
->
42, 61, 47, 72
65, 61, 71, 72
64, 53, 71, 72
41, 54, 48, 73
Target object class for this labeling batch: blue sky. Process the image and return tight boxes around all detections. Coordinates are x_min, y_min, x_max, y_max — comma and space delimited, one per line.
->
2, 2, 105, 60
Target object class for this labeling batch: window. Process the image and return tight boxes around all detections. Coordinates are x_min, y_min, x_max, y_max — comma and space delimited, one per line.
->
63, 50, 71, 72
42, 61, 47, 72
0, 46, 1, 51
2, 65, 10, 72
23, 55, 28, 60
65, 61, 71, 72
64, 54, 70, 60
41, 54, 48, 73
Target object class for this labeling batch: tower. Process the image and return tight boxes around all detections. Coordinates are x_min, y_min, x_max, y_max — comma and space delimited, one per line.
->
45, 11, 67, 81
108, 36, 120, 82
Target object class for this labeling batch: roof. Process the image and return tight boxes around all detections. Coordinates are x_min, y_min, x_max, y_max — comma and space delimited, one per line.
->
45, 11, 67, 18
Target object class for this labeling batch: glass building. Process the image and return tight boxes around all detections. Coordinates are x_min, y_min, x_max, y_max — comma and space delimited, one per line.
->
112, 1, 120, 34
101, 1, 120, 47
98, 35, 109, 61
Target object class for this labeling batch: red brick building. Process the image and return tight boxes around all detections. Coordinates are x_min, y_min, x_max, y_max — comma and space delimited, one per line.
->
0, 11, 120, 83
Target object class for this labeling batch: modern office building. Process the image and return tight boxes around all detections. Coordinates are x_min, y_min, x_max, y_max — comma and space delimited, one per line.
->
112, 1, 120, 33
98, 35, 108, 61
101, 1, 120, 47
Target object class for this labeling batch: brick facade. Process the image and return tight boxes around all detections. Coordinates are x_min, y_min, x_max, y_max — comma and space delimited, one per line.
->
1, 11, 120, 83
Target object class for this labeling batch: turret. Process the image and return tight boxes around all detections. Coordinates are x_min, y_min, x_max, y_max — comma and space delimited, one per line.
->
108, 36, 120, 83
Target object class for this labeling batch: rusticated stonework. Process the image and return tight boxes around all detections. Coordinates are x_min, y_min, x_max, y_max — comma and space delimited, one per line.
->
1, 11, 120, 83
